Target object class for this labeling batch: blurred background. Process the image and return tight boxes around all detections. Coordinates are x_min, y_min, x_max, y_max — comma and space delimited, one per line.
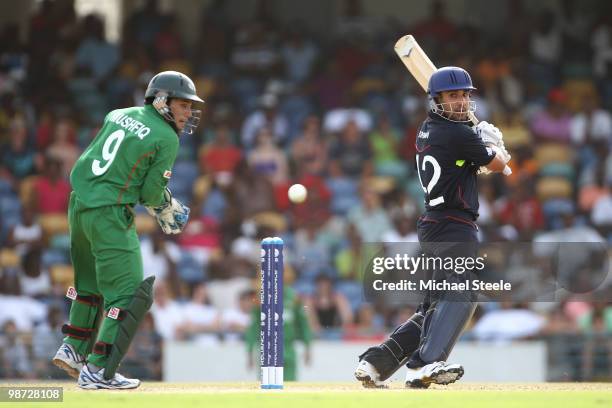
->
0, 0, 610, 382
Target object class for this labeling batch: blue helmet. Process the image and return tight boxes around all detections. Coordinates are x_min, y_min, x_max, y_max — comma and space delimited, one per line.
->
427, 66, 476, 98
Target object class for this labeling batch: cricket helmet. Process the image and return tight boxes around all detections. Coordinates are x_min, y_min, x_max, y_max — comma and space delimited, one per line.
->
427, 66, 476, 98
145, 71, 203, 135
145, 71, 204, 103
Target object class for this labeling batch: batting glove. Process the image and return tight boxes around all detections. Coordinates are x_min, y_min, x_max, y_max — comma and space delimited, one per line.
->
475, 121, 503, 146
491, 143, 511, 163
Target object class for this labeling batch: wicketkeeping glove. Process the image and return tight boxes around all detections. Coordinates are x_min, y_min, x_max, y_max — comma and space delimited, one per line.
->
146, 188, 190, 234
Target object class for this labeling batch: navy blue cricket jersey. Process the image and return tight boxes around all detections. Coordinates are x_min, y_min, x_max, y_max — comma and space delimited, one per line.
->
415, 112, 496, 221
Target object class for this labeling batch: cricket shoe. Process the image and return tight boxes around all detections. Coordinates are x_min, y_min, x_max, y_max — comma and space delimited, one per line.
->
78, 364, 140, 390
52, 343, 85, 379
405, 361, 464, 388
354, 360, 389, 388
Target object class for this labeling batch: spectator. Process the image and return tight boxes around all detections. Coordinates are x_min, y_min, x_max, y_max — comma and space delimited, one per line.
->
177, 283, 220, 346
0, 293, 47, 332
335, 0, 380, 39
231, 22, 281, 78
291, 115, 327, 177
195, 0, 231, 71
153, 14, 184, 62
411, 0, 457, 45
382, 210, 420, 255
471, 302, 546, 343
503, 143, 539, 188
497, 180, 545, 240
329, 120, 373, 179
199, 123, 242, 176
230, 160, 277, 218
1, 116, 36, 181
221, 289, 255, 342
368, 113, 403, 173
123, 0, 165, 48
530, 89, 572, 143
35, 109, 54, 151
332, 36, 374, 82
122, 313, 162, 380
540, 302, 578, 334
45, 117, 79, 179
281, 27, 319, 84
74, 14, 119, 82
591, 15, 612, 79
304, 274, 353, 334
0, 320, 33, 379
323, 103, 373, 135
347, 184, 392, 242
529, 10, 562, 65
150, 281, 184, 341
32, 306, 64, 377
312, 61, 352, 111
288, 174, 332, 229
579, 166, 609, 213
247, 127, 289, 185
579, 302, 612, 380
335, 223, 366, 281
32, 155, 71, 215
17, 248, 51, 299
293, 223, 331, 279
344, 303, 385, 340
591, 190, 612, 232
141, 230, 182, 295
241, 93, 289, 150
7, 205, 43, 256
571, 94, 612, 184
570, 94, 612, 146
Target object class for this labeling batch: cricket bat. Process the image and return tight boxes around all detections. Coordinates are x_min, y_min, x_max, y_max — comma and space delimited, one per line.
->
394, 35, 512, 176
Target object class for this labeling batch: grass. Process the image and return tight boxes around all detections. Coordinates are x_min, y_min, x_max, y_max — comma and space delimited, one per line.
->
4, 382, 611, 408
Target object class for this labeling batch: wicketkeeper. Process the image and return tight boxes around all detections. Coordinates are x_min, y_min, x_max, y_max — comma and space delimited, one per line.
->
52, 71, 203, 390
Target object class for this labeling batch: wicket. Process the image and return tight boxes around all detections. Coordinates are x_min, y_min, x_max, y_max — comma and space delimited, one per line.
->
260, 237, 284, 389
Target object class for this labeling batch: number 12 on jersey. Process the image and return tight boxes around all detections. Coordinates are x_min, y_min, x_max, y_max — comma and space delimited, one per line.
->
416, 154, 445, 207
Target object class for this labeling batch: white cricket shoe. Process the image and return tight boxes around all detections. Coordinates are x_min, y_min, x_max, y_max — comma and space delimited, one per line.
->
354, 360, 389, 388
52, 343, 85, 379
78, 364, 140, 390
405, 361, 464, 388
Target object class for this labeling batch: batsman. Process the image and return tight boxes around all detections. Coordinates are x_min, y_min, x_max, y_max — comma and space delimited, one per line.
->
52, 71, 204, 390
355, 66, 511, 388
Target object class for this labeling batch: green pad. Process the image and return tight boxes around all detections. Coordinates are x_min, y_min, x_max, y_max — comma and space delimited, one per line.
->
103, 276, 155, 380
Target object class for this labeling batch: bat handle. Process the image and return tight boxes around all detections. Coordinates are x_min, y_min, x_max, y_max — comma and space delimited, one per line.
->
503, 165, 512, 176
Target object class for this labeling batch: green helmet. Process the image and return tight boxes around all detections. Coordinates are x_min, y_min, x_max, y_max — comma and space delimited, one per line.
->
145, 71, 204, 103
145, 71, 203, 135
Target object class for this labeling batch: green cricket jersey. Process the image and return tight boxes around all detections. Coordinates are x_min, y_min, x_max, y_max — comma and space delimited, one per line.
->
70, 105, 178, 209
245, 287, 313, 353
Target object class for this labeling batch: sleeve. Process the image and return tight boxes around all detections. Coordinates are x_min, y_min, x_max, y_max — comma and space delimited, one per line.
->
244, 306, 260, 353
456, 127, 496, 166
294, 298, 313, 345
140, 132, 179, 207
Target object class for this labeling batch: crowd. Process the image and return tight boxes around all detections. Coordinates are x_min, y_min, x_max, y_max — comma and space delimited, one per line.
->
0, 0, 610, 381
